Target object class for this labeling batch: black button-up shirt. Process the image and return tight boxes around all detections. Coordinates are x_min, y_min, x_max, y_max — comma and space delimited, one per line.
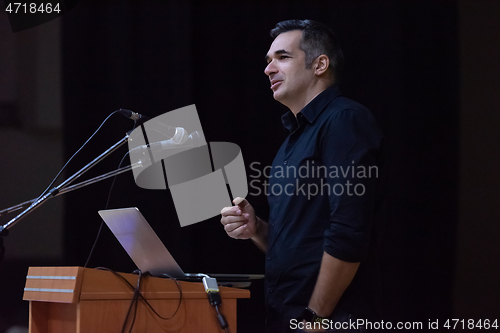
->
265, 85, 382, 329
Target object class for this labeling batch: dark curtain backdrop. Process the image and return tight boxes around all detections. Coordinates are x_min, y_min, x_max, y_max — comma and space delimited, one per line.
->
62, 1, 458, 332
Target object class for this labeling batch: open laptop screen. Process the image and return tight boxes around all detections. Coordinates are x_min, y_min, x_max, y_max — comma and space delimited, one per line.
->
98, 207, 186, 278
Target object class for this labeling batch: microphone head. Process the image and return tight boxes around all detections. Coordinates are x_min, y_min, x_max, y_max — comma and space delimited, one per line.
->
171, 127, 189, 144
188, 131, 203, 148
118, 109, 134, 118
118, 109, 149, 123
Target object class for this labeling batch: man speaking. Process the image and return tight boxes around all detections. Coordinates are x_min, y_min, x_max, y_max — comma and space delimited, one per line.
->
221, 20, 382, 332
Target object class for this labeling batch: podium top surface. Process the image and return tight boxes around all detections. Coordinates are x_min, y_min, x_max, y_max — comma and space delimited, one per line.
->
23, 266, 250, 303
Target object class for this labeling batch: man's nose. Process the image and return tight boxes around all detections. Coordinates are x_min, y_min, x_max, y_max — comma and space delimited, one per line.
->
264, 61, 276, 76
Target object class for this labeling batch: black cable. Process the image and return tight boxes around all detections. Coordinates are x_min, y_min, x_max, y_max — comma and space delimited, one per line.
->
122, 269, 142, 333
158, 273, 183, 319
130, 289, 140, 333
214, 304, 229, 332
83, 223, 103, 268
128, 268, 144, 333
92, 268, 142, 333
35, 110, 122, 202
83, 119, 137, 268
94, 267, 183, 322
84, 151, 131, 268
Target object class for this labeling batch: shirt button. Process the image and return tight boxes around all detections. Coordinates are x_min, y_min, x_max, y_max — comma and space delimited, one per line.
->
284, 160, 288, 165
267, 257, 271, 261
271, 223, 275, 227
269, 289, 274, 293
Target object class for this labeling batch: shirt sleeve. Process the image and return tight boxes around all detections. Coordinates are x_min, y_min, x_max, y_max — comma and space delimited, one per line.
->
320, 107, 382, 262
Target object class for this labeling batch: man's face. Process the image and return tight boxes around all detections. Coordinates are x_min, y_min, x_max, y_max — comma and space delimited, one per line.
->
264, 30, 316, 106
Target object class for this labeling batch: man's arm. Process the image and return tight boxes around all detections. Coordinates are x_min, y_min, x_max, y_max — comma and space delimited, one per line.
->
220, 197, 268, 252
250, 215, 268, 252
307, 252, 360, 318
308, 108, 381, 321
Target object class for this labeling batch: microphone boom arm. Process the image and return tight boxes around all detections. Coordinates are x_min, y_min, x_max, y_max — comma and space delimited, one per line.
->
0, 134, 131, 234
0, 163, 141, 217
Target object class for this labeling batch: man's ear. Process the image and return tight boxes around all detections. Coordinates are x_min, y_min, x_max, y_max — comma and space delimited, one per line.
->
314, 55, 330, 77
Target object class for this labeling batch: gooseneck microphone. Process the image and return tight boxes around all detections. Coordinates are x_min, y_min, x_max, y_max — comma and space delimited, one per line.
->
118, 109, 183, 140
118, 109, 149, 122
130, 131, 203, 153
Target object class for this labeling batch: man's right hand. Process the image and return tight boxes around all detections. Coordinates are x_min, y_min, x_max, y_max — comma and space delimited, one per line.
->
221, 197, 268, 252
220, 197, 259, 240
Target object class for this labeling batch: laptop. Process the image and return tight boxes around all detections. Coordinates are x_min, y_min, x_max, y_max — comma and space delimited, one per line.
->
98, 207, 263, 287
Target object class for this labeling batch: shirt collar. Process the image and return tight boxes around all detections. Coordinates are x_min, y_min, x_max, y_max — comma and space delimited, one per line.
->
281, 84, 341, 133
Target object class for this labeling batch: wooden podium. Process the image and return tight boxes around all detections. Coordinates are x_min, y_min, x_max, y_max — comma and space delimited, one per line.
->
23, 267, 250, 333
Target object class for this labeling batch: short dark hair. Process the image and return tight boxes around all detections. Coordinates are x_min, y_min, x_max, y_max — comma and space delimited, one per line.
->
270, 19, 344, 83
